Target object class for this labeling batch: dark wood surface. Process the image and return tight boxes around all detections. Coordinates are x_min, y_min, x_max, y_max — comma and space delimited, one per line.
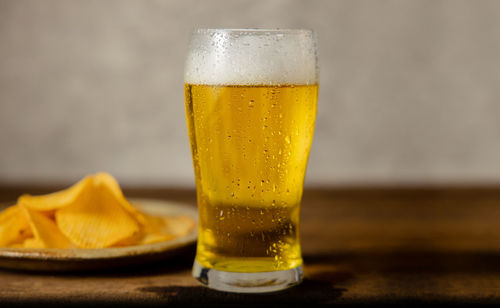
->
1, 186, 500, 306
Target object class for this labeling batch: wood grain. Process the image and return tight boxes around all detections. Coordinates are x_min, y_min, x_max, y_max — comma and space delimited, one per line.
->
1, 186, 500, 306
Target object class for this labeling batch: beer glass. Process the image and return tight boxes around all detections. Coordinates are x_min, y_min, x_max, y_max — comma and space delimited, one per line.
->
184, 29, 318, 293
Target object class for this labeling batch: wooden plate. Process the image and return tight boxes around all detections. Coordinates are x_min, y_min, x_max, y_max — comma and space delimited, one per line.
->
0, 198, 198, 272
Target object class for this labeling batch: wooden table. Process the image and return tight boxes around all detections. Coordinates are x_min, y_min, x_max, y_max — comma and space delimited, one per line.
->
1, 186, 500, 306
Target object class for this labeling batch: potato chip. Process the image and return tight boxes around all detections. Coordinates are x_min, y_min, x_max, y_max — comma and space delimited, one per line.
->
110, 231, 143, 247
18, 176, 91, 211
20, 204, 75, 249
55, 176, 139, 248
136, 214, 172, 245
139, 233, 175, 245
21, 238, 45, 249
0, 205, 32, 247
163, 215, 196, 237
142, 213, 166, 233
116, 213, 194, 246
0, 172, 196, 249
94, 173, 147, 225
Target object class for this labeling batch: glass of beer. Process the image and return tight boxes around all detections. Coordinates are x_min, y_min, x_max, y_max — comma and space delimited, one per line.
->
184, 29, 318, 293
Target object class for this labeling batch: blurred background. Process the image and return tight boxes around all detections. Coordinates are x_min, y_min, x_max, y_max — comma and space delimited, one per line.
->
0, 0, 499, 187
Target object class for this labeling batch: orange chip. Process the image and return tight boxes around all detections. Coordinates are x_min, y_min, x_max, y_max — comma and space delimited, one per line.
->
142, 213, 166, 233
138, 215, 195, 245
22, 237, 45, 248
0, 172, 194, 249
55, 177, 139, 248
136, 213, 172, 245
110, 212, 169, 247
94, 173, 147, 225
139, 233, 175, 245
110, 231, 143, 247
20, 204, 75, 249
163, 215, 196, 237
18, 176, 91, 211
0, 205, 32, 247
121, 213, 194, 246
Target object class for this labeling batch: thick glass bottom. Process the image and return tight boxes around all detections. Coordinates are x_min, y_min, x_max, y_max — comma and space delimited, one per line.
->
192, 260, 303, 293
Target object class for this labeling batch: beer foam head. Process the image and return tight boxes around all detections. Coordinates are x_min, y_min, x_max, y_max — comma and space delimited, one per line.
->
185, 29, 318, 85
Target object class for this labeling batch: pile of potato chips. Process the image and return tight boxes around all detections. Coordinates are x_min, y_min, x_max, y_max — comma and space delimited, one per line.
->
0, 173, 195, 249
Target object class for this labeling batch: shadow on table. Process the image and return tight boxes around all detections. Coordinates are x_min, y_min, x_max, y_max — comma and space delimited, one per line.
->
138, 261, 351, 307
139, 279, 347, 307
137, 250, 500, 307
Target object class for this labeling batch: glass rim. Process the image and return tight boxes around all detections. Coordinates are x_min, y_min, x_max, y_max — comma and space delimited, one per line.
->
191, 28, 315, 35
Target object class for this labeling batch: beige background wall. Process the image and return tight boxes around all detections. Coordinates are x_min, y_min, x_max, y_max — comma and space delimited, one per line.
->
1, 0, 499, 186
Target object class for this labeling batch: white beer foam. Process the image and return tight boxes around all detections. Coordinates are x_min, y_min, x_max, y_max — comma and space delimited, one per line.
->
185, 29, 318, 85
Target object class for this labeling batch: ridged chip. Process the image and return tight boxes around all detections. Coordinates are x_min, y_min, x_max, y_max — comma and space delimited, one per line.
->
0, 172, 196, 249
20, 204, 74, 249
18, 177, 91, 211
163, 215, 196, 237
55, 177, 139, 248
22, 238, 45, 248
93, 173, 147, 225
0, 205, 32, 247
137, 214, 173, 245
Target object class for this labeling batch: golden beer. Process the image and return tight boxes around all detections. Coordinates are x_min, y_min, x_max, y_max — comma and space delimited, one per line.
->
185, 84, 318, 272
185, 28, 318, 292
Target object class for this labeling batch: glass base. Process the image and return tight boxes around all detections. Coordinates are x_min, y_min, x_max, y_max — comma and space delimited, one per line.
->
192, 260, 303, 293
